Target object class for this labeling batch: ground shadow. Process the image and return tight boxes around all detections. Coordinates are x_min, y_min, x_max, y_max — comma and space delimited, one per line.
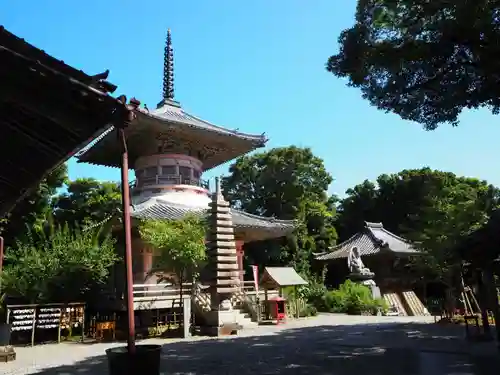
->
25, 322, 500, 375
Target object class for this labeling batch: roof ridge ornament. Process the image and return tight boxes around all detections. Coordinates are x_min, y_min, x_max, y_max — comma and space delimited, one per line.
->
214, 176, 224, 201
365, 221, 383, 228
162, 28, 174, 102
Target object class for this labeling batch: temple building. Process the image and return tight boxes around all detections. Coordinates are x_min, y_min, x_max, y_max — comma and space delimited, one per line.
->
315, 222, 429, 316
76, 30, 295, 287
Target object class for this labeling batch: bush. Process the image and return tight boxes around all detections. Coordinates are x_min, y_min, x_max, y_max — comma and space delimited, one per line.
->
304, 280, 387, 315
323, 289, 346, 313
299, 304, 318, 317
298, 282, 329, 311
299, 279, 388, 315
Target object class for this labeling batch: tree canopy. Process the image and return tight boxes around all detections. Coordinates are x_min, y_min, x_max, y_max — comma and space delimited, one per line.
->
0, 164, 67, 247
327, 0, 500, 129
139, 216, 207, 284
52, 177, 122, 228
1, 223, 118, 303
1, 173, 123, 305
222, 146, 337, 275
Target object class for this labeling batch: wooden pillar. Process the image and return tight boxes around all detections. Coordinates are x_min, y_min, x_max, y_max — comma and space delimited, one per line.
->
476, 269, 491, 335
132, 243, 144, 284
482, 267, 500, 344
142, 246, 153, 283
236, 240, 245, 283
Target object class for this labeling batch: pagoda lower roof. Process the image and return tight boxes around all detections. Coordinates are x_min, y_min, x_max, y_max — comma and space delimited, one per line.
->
315, 222, 418, 261
130, 198, 295, 240
76, 99, 267, 171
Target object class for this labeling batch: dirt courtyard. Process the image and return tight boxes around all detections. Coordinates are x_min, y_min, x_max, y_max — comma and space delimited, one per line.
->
2, 314, 498, 375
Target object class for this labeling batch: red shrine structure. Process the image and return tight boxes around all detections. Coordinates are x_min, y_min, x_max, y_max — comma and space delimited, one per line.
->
76, 30, 295, 289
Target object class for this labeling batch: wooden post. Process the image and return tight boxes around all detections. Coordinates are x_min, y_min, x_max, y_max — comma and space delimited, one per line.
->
483, 268, 500, 344
119, 126, 136, 354
477, 269, 491, 335
156, 309, 159, 336
182, 296, 191, 338
81, 305, 85, 342
112, 312, 116, 341
57, 308, 62, 343
31, 308, 36, 347
294, 285, 299, 319
236, 240, 245, 283
264, 288, 269, 320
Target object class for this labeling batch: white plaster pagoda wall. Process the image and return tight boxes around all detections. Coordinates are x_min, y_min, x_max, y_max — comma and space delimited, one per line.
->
132, 153, 211, 208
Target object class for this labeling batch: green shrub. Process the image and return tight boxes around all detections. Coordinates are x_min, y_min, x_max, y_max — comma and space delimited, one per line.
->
298, 282, 329, 311
323, 289, 346, 313
299, 304, 318, 317
366, 297, 388, 315
319, 280, 387, 315
299, 280, 387, 315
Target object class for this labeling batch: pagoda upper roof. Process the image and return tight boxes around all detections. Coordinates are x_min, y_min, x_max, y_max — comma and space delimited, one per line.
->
76, 99, 267, 170
315, 222, 418, 261
76, 29, 268, 171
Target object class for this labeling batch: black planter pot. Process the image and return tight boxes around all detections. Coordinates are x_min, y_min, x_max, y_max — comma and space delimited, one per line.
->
0, 323, 11, 346
106, 344, 162, 375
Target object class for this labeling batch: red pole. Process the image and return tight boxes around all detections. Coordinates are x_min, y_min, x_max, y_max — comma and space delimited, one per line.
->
120, 128, 136, 354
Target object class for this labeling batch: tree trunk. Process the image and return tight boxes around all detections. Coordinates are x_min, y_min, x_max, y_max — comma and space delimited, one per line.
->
482, 268, 499, 343
444, 287, 455, 318
179, 271, 184, 329
190, 271, 195, 333
477, 270, 491, 335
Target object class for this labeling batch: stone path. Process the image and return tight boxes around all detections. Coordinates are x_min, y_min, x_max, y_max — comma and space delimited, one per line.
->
1, 314, 498, 374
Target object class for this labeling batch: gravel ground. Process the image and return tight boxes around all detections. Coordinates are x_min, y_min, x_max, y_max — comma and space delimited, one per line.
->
1, 314, 498, 375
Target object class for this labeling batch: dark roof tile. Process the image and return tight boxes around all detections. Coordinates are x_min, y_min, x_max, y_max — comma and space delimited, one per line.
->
315, 222, 418, 261
131, 198, 296, 233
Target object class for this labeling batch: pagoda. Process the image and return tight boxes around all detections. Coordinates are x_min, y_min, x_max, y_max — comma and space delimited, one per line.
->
76, 30, 295, 285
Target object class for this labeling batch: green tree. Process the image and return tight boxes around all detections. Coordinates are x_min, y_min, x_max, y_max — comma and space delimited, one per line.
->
139, 216, 206, 309
222, 146, 338, 275
337, 168, 500, 286
327, 0, 500, 129
1, 223, 118, 303
0, 164, 67, 247
52, 178, 122, 228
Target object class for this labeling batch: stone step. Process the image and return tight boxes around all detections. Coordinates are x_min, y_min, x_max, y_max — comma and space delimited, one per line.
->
234, 314, 258, 328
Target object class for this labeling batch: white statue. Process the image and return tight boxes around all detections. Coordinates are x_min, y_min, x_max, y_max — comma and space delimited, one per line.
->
347, 246, 372, 275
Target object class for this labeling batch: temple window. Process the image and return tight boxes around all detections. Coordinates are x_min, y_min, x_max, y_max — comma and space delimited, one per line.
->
179, 166, 191, 179
161, 165, 176, 175
144, 166, 158, 177
133, 157, 208, 190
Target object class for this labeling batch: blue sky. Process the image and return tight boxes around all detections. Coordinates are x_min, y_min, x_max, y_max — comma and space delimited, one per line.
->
3, 0, 500, 197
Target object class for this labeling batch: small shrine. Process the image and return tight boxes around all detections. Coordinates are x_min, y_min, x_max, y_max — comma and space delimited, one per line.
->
315, 222, 429, 316
259, 267, 308, 323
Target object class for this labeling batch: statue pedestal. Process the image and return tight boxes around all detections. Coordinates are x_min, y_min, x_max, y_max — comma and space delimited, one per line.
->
348, 272, 380, 299
348, 272, 375, 282
203, 298, 241, 336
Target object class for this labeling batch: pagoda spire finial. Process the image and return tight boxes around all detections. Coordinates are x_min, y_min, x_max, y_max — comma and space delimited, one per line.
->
162, 28, 174, 101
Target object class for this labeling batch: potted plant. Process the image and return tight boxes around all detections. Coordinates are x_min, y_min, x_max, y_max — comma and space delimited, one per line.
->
106, 345, 162, 375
